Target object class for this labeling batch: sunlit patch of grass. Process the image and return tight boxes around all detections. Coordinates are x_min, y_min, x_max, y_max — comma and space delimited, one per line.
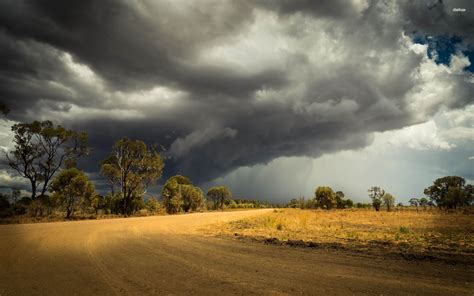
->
209, 208, 474, 254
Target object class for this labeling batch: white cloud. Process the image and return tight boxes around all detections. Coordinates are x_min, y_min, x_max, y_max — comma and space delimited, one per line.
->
371, 121, 455, 151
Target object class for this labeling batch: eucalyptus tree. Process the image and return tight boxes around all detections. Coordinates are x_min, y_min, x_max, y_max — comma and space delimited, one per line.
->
101, 138, 164, 215
382, 193, 395, 212
50, 168, 95, 218
7, 120, 88, 199
207, 186, 232, 210
161, 175, 204, 213
368, 186, 385, 211
424, 176, 472, 209
315, 186, 336, 210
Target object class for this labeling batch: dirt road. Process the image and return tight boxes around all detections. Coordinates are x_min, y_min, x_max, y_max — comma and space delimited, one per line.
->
0, 209, 472, 295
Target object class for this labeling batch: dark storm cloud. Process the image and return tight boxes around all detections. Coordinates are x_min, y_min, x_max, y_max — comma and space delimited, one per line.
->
0, 0, 278, 95
256, 0, 365, 18
0, 0, 473, 188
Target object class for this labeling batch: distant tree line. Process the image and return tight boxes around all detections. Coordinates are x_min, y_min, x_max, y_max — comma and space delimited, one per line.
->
286, 187, 354, 210
285, 177, 472, 212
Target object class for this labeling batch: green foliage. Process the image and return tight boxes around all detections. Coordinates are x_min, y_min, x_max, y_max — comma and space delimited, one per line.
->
409, 198, 419, 208
418, 197, 430, 209
103, 193, 123, 214
27, 195, 56, 217
161, 175, 203, 214
145, 197, 160, 214
13, 196, 32, 215
101, 138, 164, 215
50, 168, 95, 218
424, 176, 472, 209
372, 199, 382, 211
162, 175, 191, 214
181, 185, 204, 212
286, 198, 305, 208
344, 199, 354, 209
314, 186, 336, 210
7, 120, 88, 199
399, 226, 409, 234
382, 193, 395, 212
335, 191, 345, 209
207, 186, 232, 210
225, 198, 269, 209
368, 186, 385, 211
0, 194, 11, 218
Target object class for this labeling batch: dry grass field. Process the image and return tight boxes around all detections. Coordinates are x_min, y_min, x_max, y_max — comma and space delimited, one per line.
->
206, 208, 474, 261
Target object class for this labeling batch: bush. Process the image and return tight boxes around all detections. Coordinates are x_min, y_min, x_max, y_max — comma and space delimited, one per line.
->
0, 194, 12, 218
399, 227, 409, 234
145, 197, 160, 214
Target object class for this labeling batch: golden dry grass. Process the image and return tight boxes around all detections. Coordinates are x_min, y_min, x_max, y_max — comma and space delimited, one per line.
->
206, 208, 474, 255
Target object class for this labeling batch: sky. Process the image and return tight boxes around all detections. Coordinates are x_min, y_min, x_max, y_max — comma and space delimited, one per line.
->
0, 0, 473, 204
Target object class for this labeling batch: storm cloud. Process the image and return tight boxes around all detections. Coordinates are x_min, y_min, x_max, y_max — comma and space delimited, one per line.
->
0, 0, 472, 195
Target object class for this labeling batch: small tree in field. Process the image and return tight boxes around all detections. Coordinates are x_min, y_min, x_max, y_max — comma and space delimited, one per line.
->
335, 191, 345, 209
419, 197, 429, 210
207, 186, 232, 210
368, 186, 385, 211
50, 168, 95, 218
409, 198, 419, 210
314, 186, 336, 210
382, 193, 395, 212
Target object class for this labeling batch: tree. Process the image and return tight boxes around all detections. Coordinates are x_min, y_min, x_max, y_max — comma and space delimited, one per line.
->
181, 185, 204, 212
423, 176, 472, 209
207, 186, 232, 210
7, 120, 88, 199
145, 197, 160, 214
161, 175, 203, 213
162, 175, 191, 214
49, 168, 95, 218
314, 186, 336, 210
368, 186, 385, 211
344, 199, 354, 209
419, 197, 429, 210
287, 198, 300, 208
382, 193, 395, 212
101, 138, 164, 215
335, 191, 346, 209
408, 198, 420, 210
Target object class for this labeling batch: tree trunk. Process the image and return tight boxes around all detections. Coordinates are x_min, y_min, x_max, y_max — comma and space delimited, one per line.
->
30, 180, 37, 200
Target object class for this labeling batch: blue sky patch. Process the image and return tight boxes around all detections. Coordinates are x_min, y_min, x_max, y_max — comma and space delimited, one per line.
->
412, 34, 473, 72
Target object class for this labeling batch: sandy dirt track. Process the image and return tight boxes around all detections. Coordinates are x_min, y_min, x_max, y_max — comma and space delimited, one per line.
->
0, 209, 472, 295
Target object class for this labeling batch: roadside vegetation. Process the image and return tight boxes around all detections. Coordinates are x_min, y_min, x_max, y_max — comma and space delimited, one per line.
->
206, 180, 473, 262
208, 208, 473, 260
